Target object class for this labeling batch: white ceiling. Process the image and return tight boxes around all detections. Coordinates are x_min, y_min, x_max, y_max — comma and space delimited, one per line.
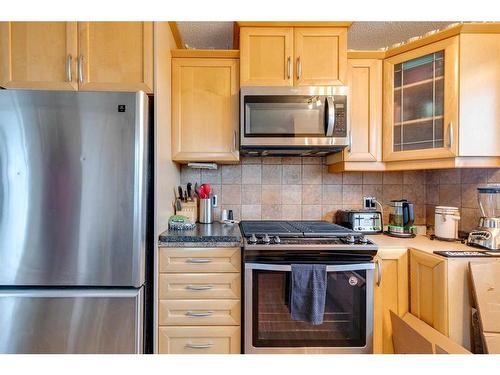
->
177, 21, 455, 50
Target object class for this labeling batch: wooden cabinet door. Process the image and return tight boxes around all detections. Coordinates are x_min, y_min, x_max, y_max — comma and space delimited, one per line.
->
294, 27, 347, 86
373, 249, 409, 354
383, 37, 459, 162
409, 249, 449, 335
77, 22, 153, 93
172, 58, 239, 163
240, 27, 293, 86
0, 22, 78, 90
344, 58, 382, 162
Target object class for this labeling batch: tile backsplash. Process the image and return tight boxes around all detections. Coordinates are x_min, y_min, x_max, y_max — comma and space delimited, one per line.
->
180, 157, 499, 233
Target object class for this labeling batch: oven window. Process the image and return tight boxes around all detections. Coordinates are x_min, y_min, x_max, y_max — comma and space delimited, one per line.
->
252, 270, 366, 348
244, 96, 326, 137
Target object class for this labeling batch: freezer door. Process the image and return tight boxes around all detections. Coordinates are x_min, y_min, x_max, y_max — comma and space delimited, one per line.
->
0, 288, 143, 354
0, 91, 148, 286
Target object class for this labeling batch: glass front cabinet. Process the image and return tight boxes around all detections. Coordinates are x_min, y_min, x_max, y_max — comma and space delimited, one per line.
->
383, 36, 459, 161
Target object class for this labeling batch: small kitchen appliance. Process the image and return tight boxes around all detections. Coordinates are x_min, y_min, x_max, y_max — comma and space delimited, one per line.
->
240, 220, 378, 354
386, 199, 416, 238
335, 210, 383, 234
468, 185, 500, 250
434, 206, 460, 241
240, 86, 348, 156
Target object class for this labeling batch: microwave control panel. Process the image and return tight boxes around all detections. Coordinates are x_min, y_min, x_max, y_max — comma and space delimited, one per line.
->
331, 96, 347, 137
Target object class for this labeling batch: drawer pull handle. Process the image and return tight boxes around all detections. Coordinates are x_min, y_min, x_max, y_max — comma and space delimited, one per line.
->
186, 285, 213, 291
186, 311, 213, 317
186, 258, 213, 264
185, 343, 213, 349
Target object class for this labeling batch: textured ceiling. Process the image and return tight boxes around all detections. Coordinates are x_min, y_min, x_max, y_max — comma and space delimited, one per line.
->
176, 21, 455, 50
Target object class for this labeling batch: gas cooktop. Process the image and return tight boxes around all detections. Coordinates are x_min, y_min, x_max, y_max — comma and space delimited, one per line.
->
240, 220, 355, 237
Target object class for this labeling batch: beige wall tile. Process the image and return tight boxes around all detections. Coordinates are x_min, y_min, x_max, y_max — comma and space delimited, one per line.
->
302, 164, 322, 184
322, 166, 343, 184
383, 171, 403, 185
220, 205, 241, 221
425, 170, 440, 185
343, 185, 363, 205
322, 185, 343, 204
282, 184, 302, 204
439, 169, 461, 184
262, 157, 282, 165
302, 205, 322, 220
382, 184, 403, 205
403, 170, 425, 185
242, 164, 261, 184
488, 168, 500, 183
262, 164, 282, 185
425, 184, 439, 205
262, 185, 281, 204
262, 204, 282, 220
221, 184, 241, 205
181, 166, 201, 184
302, 156, 321, 164
413, 204, 426, 225
403, 184, 426, 204
343, 171, 363, 185
282, 205, 302, 220
363, 172, 383, 185
461, 184, 479, 209
282, 157, 302, 165
201, 168, 221, 184
439, 184, 461, 207
461, 168, 488, 184
302, 184, 322, 204
363, 185, 383, 202
242, 184, 261, 205
241, 205, 261, 220
221, 165, 241, 184
460, 208, 481, 232
425, 205, 436, 227
322, 205, 342, 222
241, 156, 262, 164
283, 165, 302, 184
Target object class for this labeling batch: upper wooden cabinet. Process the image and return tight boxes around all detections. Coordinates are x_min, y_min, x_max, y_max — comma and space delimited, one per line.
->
383, 37, 459, 162
78, 22, 153, 92
294, 28, 347, 86
239, 25, 347, 86
171, 53, 239, 163
0, 22, 78, 90
327, 55, 383, 172
240, 27, 293, 86
0, 21, 153, 93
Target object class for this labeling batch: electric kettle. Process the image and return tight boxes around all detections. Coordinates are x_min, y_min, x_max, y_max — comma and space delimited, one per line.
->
386, 199, 416, 238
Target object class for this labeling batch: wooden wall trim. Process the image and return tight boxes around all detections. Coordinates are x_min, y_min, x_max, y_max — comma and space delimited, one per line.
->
168, 21, 184, 49
170, 49, 239, 58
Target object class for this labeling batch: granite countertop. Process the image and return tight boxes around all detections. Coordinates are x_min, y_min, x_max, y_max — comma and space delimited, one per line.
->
159, 222, 242, 247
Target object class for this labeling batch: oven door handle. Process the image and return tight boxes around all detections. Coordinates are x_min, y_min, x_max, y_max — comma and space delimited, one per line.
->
245, 262, 375, 272
325, 96, 335, 137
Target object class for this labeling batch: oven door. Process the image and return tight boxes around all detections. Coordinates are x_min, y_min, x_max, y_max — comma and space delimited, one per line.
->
244, 262, 374, 354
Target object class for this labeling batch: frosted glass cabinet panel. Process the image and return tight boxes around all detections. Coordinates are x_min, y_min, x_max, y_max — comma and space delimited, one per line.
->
383, 37, 459, 162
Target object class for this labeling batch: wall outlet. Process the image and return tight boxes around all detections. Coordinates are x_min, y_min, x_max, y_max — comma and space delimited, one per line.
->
363, 196, 377, 210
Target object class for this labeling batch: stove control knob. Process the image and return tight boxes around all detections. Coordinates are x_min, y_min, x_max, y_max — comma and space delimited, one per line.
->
274, 236, 281, 244
248, 234, 258, 244
262, 234, 271, 244
346, 235, 356, 244
359, 236, 368, 244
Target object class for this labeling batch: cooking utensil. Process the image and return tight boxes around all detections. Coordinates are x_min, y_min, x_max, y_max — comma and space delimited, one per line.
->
200, 183, 211, 196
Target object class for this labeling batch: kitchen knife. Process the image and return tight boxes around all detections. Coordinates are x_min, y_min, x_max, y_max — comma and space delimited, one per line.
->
178, 186, 184, 201
187, 183, 192, 200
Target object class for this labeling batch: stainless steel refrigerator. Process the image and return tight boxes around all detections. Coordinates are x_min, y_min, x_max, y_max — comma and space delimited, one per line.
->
0, 90, 151, 353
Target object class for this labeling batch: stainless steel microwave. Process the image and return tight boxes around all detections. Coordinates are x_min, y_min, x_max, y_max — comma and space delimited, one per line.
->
240, 86, 348, 156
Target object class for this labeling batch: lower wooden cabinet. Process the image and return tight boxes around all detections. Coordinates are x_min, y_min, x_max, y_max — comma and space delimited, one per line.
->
159, 326, 240, 354
158, 247, 241, 354
409, 249, 448, 335
373, 248, 409, 354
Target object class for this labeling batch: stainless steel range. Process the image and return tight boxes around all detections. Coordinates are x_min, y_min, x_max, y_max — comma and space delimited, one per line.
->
240, 220, 378, 354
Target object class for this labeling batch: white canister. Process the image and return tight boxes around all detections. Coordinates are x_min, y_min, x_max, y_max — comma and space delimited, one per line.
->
434, 206, 460, 240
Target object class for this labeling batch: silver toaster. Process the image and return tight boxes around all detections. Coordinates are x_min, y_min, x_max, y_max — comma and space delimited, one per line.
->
335, 210, 383, 234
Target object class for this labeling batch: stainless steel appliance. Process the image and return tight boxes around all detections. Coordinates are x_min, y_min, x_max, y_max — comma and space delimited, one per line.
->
335, 210, 383, 234
240, 220, 378, 354
468, 185, 500, 250
0, 90, 151, 353
386, 199, 416, 238
240, 86, 348, 156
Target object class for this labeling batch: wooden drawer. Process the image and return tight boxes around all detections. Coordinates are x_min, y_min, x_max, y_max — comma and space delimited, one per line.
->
159, 299, 240, 326
159, 273, 241, 299
158, 326, 240, 354
159, 247, 240, 273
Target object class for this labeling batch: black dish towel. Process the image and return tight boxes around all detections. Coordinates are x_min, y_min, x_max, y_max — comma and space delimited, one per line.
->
290, 264, 327, 325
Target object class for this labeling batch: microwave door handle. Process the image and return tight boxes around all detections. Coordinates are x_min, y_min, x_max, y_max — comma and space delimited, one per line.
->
325, 96, 335, 137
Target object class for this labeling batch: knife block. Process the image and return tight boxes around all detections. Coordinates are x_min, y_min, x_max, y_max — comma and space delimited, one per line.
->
175, 199, 198, 223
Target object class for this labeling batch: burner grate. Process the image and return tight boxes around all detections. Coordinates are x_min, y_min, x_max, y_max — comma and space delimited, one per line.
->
240, 220, 354, 237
